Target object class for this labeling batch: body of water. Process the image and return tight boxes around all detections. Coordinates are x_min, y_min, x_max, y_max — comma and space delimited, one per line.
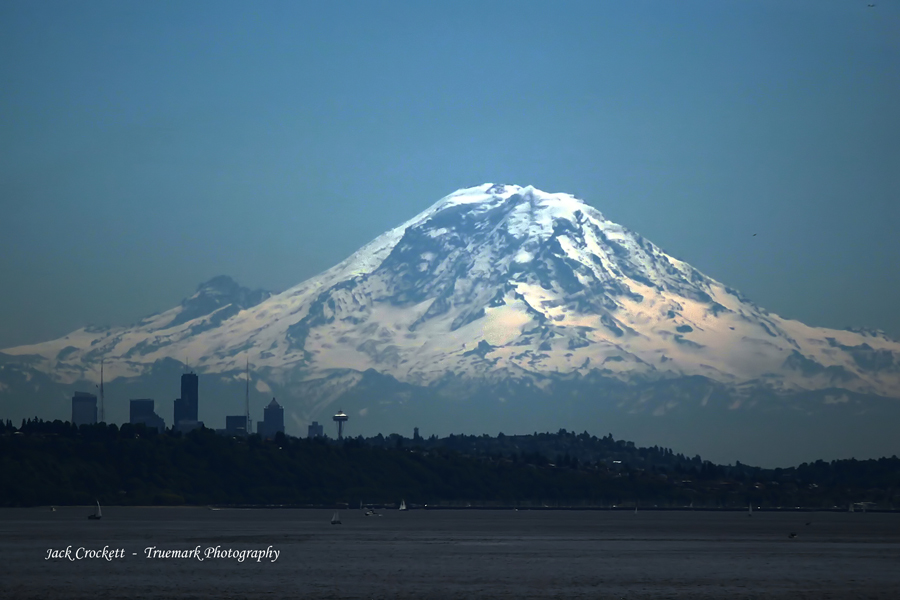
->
2, 507, 899, 599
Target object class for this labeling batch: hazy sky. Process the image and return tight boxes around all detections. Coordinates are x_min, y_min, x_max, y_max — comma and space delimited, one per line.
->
1, 0, 898, 349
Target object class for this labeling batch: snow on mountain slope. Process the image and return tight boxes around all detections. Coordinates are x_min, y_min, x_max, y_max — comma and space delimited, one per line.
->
3, 184, 900, 402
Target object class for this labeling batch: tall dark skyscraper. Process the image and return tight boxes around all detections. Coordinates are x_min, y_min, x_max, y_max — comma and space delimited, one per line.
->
181, 373, 198, 421
173, 397, 185, 425
173, 372, 200, 430
260, 398, 284, 438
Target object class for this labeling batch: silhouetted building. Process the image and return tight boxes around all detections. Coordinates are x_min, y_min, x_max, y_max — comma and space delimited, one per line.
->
173, 397, 185, 425
414, 427, 421, 441
225, 415, 248, 435
265, 398, 284, 436
307, 421, 324, 438
173, 372, 199, 428
130, 399, 165, 433
257, 398, 284, 439
174, 420, 203, 434
181, 372, 198, 421
72, 392, 97, 426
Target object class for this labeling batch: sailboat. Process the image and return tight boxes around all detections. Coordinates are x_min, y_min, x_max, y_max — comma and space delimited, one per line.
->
748, 502, 753, 517
88, 500, 102, 520
331, 511, 341, 525
399, 500, 407, 511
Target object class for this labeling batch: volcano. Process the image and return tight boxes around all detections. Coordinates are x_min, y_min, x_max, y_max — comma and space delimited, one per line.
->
3, 184, 898, 465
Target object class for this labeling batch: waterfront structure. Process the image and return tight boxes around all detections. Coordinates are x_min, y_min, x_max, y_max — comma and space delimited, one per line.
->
129, 399, 165, 432
71, 392, 98, 426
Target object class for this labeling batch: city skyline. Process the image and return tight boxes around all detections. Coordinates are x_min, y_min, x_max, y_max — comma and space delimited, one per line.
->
65, 369, 285, 437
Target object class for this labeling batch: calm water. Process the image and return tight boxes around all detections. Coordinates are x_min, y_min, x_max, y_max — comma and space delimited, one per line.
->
2, 507, 899, 599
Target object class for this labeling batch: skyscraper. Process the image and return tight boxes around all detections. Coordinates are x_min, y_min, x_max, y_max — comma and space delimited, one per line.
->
71, 392, 98, 426
130, 399, 165, 432
257, 398, 284, 438
307, 421, 324, 438
173, 397, 186, 425
181, 373, 199, 421
225, 415, 248, 435
173, 372, 202, 432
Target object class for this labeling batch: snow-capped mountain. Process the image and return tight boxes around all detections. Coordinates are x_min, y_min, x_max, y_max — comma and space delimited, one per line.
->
3, 184, 899, 464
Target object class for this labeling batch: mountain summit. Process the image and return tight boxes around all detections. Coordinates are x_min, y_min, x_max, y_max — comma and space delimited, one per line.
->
3, 184, 899, 464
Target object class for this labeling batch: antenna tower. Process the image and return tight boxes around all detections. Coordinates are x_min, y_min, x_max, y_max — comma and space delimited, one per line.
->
99, 359, 105, 423
245, 357, 251, 435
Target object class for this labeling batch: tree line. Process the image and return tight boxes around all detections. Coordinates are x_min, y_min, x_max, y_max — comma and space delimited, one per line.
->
1, 418, 898, 509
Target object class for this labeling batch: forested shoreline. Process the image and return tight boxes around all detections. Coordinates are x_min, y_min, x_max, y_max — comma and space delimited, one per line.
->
2, 419, 898, 509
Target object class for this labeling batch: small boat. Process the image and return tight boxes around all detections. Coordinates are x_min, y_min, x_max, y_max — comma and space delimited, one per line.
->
88, 500, 102, 520
50, 506, 56, 512
331, 511, 341, 525
399, 500, 407, 511
748, 502, 753, 517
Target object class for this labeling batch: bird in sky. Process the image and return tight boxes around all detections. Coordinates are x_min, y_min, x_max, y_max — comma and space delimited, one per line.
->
752, 233, 757, 237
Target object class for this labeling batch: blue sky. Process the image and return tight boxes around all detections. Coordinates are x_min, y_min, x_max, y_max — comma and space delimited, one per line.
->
1, 0, 898, 347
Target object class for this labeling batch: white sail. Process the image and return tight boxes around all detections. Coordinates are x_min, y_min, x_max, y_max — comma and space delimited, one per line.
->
96, 501, 102, 517
399, 500, 407, 511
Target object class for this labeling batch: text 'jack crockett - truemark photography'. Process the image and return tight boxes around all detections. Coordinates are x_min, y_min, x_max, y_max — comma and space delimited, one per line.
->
45, 545, 280, 563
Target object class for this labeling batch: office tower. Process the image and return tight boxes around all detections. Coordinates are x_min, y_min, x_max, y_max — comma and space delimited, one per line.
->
256, 398, 285, 439
263, 398, 284, 436
181, 373, 199, 421
225, 415, 248, 435
307, 421, 324, 438
173, 397, 184, 425
130, 399, 165, 432
72, 392, 98, 426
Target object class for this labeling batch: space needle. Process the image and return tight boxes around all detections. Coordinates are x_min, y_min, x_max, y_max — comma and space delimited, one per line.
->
333, 410, 348, 440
